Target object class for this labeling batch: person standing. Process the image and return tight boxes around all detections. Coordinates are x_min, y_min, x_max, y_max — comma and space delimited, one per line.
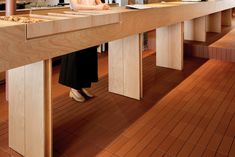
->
59, 0, 110, 102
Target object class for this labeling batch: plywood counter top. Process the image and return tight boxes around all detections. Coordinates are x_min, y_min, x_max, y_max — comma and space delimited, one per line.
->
0, 0, 235, 72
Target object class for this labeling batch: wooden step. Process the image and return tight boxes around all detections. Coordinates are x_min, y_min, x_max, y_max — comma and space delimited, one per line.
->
208, 29, 235, 62
97, 59, 235, 157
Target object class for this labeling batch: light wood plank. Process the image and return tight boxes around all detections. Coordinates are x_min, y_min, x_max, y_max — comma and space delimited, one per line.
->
184, 16, 206, 42
1, 0, 235, 72
47, 12, 89, 18
221, 9, 232, 26
27, 12, 120, 39
208, 29, 235, 62
8, 60, 52, 157
29, 14, 70, 20
24, 61, 45, 157
147, 30, 156, 52
8, 66, 25, 156
109, 34, 142, 100
156, 22, 183, 70
123, 34, 142, 99
206, 12, 222, 33
108, 38, 124, 95
26, 16, 93, 39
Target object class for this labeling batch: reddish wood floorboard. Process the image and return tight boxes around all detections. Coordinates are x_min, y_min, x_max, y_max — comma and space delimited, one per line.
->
3, 53, 234, 157
97, 60, 235, 157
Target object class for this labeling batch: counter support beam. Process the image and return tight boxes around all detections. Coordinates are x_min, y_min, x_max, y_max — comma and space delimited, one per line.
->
156, 22, 184, 70
109, 34, 143, 100
184, 16, 207, 42
8, 60, 52, 157
206, 12, 222, 33
222, 9, 232, 26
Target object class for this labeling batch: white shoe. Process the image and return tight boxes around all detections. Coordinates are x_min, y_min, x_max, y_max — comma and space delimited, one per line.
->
69, 89, 85, 102
81, 88, 94, 98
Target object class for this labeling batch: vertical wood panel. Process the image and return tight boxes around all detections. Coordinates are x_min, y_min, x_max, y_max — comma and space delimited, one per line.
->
184, 17, 206, 42
8, 60, 52, 157
206, 12, 222, 33
156, 26, 169, 67
44, 59, 52, 157
221, 48, 226, 60
227, 49, 232, 61
123, 34, 142, 99
108, 39, 124, 95
109, 35, 142, 100
0, 72, 5, 82
232, 49, 235, 62
8, 66, 25, 156
147, 30, 156, 52
221, 9, 232, 26
156, 22, 183, 70
25, 61, 45, 157
6, 72, 8, 101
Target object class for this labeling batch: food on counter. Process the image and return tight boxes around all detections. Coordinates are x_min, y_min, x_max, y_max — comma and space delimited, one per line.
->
0, 16, 43, 23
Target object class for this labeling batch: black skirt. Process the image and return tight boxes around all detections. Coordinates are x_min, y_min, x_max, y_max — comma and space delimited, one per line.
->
59, 46, 98, 90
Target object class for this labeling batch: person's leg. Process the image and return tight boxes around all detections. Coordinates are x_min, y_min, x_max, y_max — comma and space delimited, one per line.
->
59, 52, 86, 102
80, 46, 98, 98
69, 88, 85, 102
59, 47, 98, 101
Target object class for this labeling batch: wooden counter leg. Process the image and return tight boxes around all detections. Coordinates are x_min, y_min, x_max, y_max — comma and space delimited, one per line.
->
108, 34, 143, 100
222, 9, 232, 26
206, 12, 222, 33
156, 22, 184, 70
8, 59, 52, 157
184, 16, 206, 42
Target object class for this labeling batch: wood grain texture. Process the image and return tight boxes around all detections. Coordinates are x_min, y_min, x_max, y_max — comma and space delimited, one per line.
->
29, 14, 70, 20
108, 38, 124, 95
28, 11, 120, 38
123, 34, 142, 99
0, 55, 208, 157
47, 12, 89, 18
44, 59, 52, 157
8, 66, 25, 156
30, 7, 70, 15
184, 19, 235, 60
184, 16, 206, 42
221, 9, 232, 26
0, 72, 5, 82
24, 61, 45, 157
147, 30, 156, 52
209, 28, 235, 62
26, 15, 92, 39
109, 34, 142, 100
156, 22, 183, 70
8, 60, 52, 157
1, 0, 235, 72
206, 12, 222, 33
98, 59, 235, 157
209, 29, 235, 50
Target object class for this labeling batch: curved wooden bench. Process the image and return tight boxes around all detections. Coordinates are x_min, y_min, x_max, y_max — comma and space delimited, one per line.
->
96, 59, 235, 157
208, 29, 235, 62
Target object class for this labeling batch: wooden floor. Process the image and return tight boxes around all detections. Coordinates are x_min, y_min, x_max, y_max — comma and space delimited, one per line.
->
97, 59, 235, 157
184, 17, 235, 59
208, 29, 235, 62
2, 54, 235, 157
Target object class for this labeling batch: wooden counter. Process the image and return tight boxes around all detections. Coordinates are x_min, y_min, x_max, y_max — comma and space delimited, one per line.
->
0, 1, 235, 157
0, 0, 235, 72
